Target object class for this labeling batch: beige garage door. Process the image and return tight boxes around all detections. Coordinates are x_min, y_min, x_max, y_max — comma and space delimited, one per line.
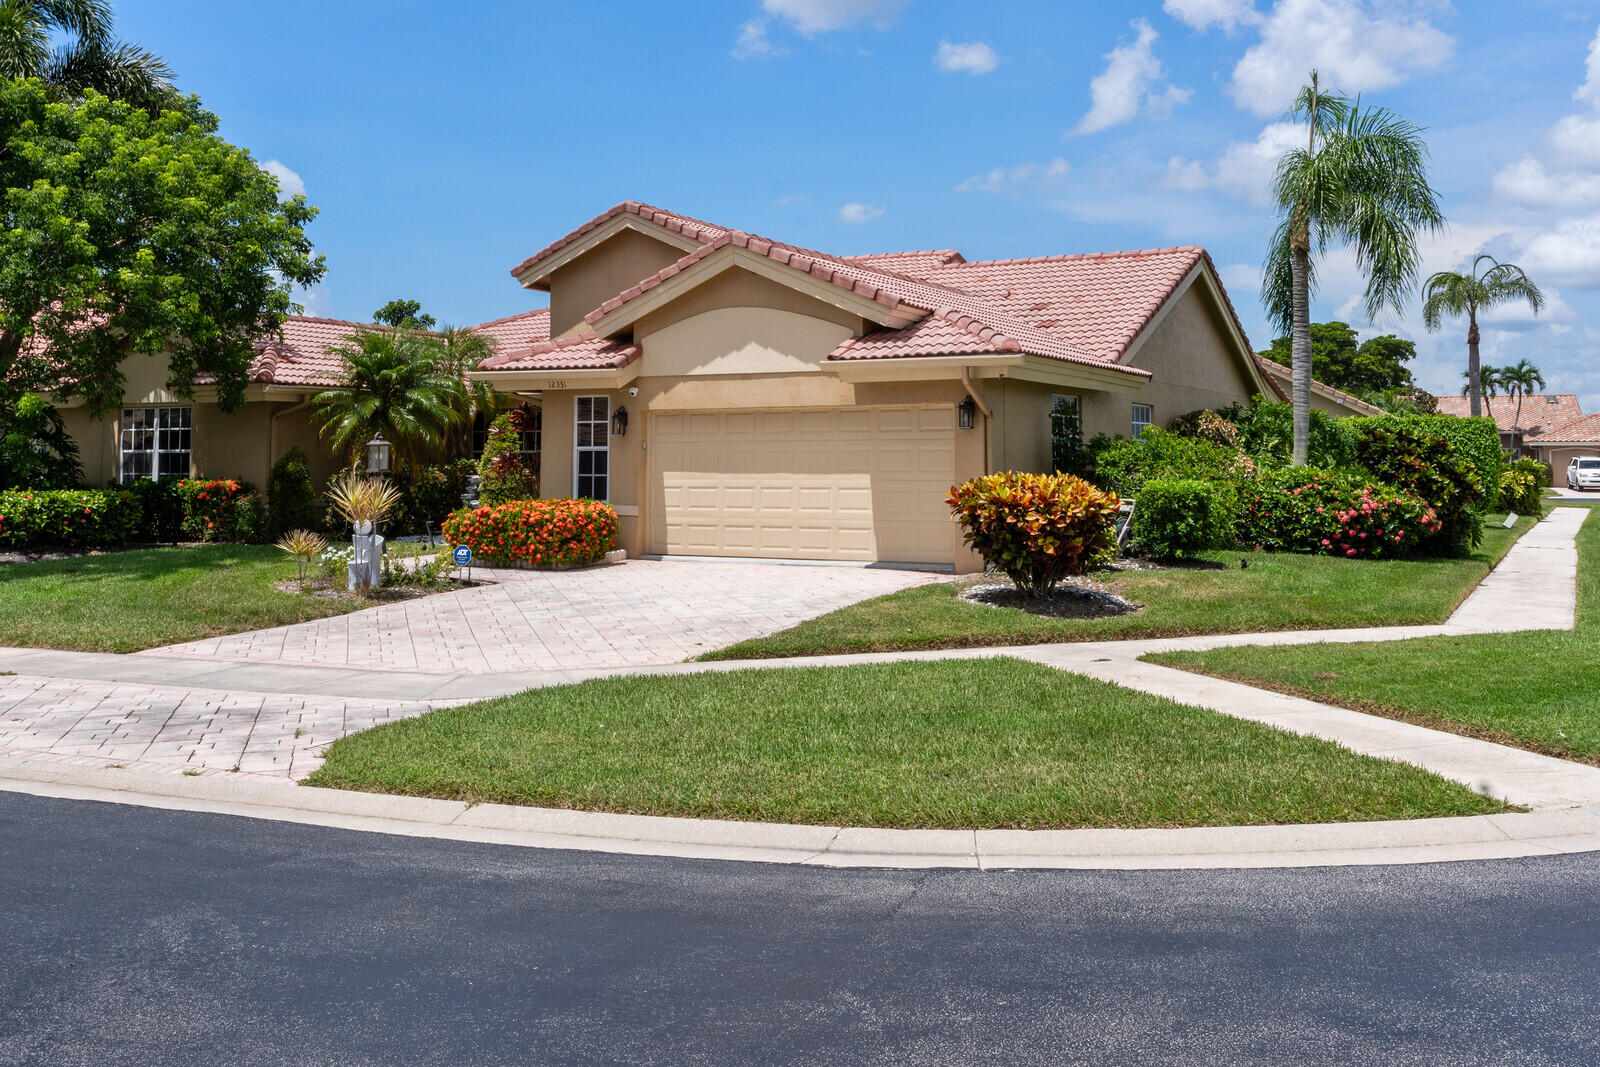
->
648, 406, 956, 564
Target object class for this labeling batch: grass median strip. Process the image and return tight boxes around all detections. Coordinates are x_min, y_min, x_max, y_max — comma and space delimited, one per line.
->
703, 514, 1536, 661
1150, 506, 1599, 765
306, 658, 1504, 829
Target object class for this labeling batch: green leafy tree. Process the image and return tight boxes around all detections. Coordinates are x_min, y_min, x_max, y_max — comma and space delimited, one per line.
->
1423, 255, 1545, 418
311, 329, 465, 468
0, 392, 80, 488
372, 299, 436, 331
1263, 70, 1444, 465
1261, 321, 1416, 395
1500, 358, 1547, 435
0, 81, 325, 414
0, 1, 174, 111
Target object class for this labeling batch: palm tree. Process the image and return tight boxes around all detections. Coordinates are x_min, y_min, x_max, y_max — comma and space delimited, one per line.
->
0, 1, 174, 111
1500, 358, 1546, 442
1263, 70, 1444, 465
434, 325, 500, 458
1461, 364, 1504, 419
311, 329, 466, 468
1423, 255, 1545, 418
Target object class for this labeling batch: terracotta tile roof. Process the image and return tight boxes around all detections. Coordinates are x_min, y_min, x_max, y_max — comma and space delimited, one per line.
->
476, 332, 639, 372
468, 307, 550, 351
842, 249, 967, 277
246, 316, 372, 388
1434, 393, 1581, 436
508, 201, 730, 281
1528, 412, 1600, 445
1250, 354, 1384, 414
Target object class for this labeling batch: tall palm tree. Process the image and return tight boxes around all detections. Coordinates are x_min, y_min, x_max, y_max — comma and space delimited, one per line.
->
311, 329, 467, 468
1461, 364, 1504, 419
1500, 358, 1546, 441
1423, 255, 1545, 418
1263, 70, 1444, 465
0, 0, 173, 111
434, 325, 499, 458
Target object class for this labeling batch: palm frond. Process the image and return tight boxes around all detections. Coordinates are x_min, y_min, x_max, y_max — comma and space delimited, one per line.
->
47, 37, 176, 111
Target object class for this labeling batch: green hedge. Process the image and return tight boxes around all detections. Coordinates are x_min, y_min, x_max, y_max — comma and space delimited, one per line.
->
0, 488, 142, 548
1129, 479, 1239, 558
1349, 414, 1503, 511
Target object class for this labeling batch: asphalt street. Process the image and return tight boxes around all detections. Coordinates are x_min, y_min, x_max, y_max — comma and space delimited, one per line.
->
3, 791, 1599, 1066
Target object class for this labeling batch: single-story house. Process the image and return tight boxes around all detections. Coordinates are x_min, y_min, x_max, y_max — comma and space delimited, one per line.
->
467, 200, 1366, 571
1433, 392, 1584, 465
1250, 355, 1383, 416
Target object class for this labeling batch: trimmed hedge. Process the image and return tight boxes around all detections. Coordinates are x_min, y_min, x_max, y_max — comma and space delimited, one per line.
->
1092, 428, 1253, 496
947, 471, 1120, 595
1237, 468, 1440, 559
1350, 413, 1503, 511
1501, 457, 1548, 515
1129, 479, 1239, 559
442, 498, 618, 568
266, 447, 318, 539
0, 488, 141, 548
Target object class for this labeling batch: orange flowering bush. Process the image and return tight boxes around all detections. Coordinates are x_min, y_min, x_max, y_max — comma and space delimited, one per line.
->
175, 478, 259, 542
443, 498, 618, 568
948, 471, 1121, 596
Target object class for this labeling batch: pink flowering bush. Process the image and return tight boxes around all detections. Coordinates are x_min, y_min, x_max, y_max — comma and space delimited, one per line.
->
1237, 468, 1440, 559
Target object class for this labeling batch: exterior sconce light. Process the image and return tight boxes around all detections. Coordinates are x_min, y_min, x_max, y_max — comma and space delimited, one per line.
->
365, 433, 392, 474
957, 396, 977, 430
611, 405, 629, 438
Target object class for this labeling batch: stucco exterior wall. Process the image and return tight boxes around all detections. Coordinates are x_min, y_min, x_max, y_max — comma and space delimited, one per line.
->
546, 228, 689, 338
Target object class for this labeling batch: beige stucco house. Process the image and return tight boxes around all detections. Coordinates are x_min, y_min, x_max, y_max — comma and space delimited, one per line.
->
468, 201, 1357, 571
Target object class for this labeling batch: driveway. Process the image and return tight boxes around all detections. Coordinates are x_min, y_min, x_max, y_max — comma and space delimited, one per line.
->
138, 557, 941, 674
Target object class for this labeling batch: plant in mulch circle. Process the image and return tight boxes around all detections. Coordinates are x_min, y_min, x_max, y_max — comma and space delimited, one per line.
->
275, 529, 327, 591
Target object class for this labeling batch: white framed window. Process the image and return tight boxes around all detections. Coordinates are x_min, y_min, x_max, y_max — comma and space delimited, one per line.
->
120, 406, 191, 482
1131, 403, 1153, 439
573, 395, 610, 501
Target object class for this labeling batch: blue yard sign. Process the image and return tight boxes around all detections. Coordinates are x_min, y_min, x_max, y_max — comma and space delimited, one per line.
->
453, 544, 472, 566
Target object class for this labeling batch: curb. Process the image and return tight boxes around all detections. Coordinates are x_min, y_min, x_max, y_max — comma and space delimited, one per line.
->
6, 757, 1600, 871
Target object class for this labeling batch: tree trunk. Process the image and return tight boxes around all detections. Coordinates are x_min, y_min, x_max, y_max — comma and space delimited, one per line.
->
1466, 310, 1481, 419
1290, 243, 1312, 466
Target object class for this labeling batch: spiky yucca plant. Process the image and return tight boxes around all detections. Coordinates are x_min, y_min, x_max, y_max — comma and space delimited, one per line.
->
325, 470, 402, 528
275, 529, 328, 591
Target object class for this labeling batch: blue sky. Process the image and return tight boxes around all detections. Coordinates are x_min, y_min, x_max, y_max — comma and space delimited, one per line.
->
119, 0, 1600, 405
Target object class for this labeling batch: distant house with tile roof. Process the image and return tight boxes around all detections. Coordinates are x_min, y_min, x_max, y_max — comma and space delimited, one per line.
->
1432, 393, 1600, 476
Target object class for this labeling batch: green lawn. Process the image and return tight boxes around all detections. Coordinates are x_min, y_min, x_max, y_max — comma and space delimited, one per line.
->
1150, 506, 1600, 764
306, 658, 1505, 829
705, 514, 1537, 660
0, 544, 392, 652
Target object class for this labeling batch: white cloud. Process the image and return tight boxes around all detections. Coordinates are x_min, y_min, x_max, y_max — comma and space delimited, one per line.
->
956, 158, 1070, 195
1228, 0, 1454, 116
733, 18, 783, 59
761, 0, 906, 35
1576, 20, 1600, 109
1518, 212, 1600, 289
1161, 121, 1305, 205
1163, 0, 1261, 33
261, 159, 305, 199
935, 40, 998, 75
837, 201, 885, 223
1074, 19, 1191, 135
1493, 25, 1600, 209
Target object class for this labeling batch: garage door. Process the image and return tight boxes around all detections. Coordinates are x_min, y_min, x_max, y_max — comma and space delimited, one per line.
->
647, 406, 956, 564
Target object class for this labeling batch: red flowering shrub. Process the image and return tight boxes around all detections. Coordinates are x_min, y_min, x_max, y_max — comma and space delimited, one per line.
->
175, 478, 260, 542
948, 471, 1121, 596
443, 498, 618, 568
1237, 468, 1440, 559
0, 489, 140, 548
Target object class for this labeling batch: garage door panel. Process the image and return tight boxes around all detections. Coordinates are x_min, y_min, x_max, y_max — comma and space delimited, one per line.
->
649, 406, 955, 564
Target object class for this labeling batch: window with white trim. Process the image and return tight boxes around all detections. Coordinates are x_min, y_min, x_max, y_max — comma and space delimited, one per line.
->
120, 406, 191, 482
1050, 394, 1081, 472
1131, 403, 1153, 439
573, 395, 610, 501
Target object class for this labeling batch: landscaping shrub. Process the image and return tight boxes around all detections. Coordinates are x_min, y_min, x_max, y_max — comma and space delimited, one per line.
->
0, 393, 81, 490
442, 498, 618, 568
1216, 398, 1360, 469
1092, 428, 1252, 497
175, 478, 259, 542
477, 411, 539, 506
121, 477, 183, 543
1236, 467, 1439, 559
399, 459, 476, 532
1350, 413, 1502, 510
947, 471, 1120, 596
1352, 423, 1484, 555
266, 447, 319, 539
1168, 408, 1241, 449
0, 488, 140, 548
1128, 478, 1240, 558
1500, 457, 1548, 516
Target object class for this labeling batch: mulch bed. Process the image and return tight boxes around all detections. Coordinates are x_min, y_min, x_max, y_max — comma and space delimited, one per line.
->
959, 573, 1141, 619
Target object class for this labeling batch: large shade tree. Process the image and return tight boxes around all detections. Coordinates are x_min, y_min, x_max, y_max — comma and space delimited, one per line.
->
0, 0, 174, 111
311, 329, 466, 467
1422, 255, 1545, 418
1264, 70, 1443, 465
1260, 320, 1416, 395
0, 80, 325, 414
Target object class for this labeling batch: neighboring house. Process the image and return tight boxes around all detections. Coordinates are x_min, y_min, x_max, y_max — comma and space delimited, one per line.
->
1249, 355, 1384, 416
469, 200, 1358, 571
56, 309, 550, 492
1433, 393, 1582, 459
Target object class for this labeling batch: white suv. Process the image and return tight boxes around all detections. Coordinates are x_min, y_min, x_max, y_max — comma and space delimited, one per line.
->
1567, 456, 1600, 491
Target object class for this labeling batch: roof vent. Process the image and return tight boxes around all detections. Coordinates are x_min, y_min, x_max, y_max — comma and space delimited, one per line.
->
1548, 395, 1560, 404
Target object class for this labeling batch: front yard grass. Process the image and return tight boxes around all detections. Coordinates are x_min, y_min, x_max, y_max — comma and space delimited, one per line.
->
0, 544, 395, 652
704, 513, 1536, 660
1150, 506, 1600, 765
306, 658, 1505, 829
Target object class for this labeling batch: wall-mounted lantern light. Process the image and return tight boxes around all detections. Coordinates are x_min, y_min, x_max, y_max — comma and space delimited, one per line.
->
957, 396, 977, 430
611, 405, 629, 438
365, 433, 392, 474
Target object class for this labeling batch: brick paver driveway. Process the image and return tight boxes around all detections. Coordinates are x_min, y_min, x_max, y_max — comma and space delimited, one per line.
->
138, 558, 941, 674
